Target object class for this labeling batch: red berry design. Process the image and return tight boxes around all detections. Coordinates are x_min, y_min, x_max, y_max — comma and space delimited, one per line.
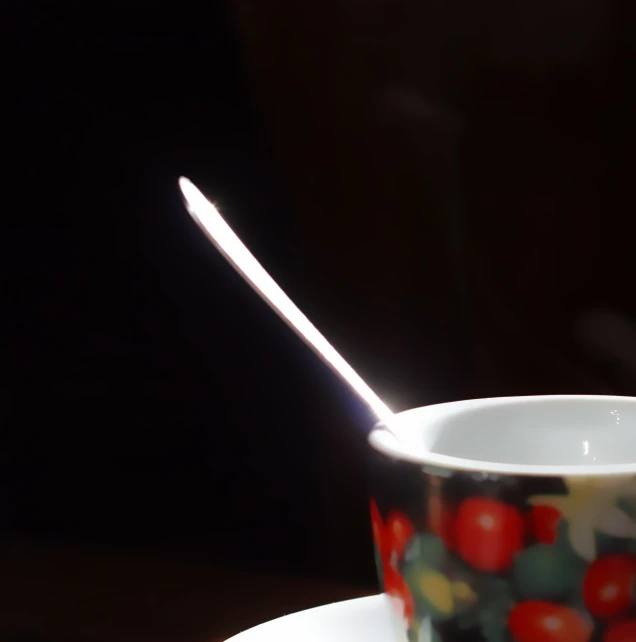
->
508, 601, 592, 642
429, 495, 456, 551
384, 567, 415, 623
529, 505, 562, 545
604, 619, 636, 642
583, 554, 636, 618
386, 511, 415, 561
370, 498, 389, 562
455, 497, 524, 572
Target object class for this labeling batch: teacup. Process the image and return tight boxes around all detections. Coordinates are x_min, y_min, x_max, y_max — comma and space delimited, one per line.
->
368, 395, 636, 642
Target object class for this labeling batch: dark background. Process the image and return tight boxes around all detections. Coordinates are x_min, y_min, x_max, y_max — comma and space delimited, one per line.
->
3, 0, 636, 598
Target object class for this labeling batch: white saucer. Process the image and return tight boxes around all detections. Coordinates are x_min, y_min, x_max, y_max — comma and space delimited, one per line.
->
226, 595, 393, 642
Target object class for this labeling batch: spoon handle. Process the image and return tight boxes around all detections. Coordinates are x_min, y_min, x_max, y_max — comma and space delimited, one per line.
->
179, 177, 394, 425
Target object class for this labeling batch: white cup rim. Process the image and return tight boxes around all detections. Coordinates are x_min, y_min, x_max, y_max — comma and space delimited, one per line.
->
369, 394, 636, 477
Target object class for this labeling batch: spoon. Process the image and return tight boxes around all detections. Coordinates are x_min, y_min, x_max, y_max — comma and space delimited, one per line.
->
178, 177, 394, 427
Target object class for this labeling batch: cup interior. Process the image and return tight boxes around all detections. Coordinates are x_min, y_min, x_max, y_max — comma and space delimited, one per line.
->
369, 395, 636, 476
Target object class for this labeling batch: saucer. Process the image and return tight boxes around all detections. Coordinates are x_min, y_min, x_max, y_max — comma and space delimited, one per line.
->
226, 595, 393, 642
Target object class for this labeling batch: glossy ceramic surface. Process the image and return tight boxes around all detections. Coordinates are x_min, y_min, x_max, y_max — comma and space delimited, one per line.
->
371, 396, 636, 476
225, 596, 392, 642
368, 396, 636, 642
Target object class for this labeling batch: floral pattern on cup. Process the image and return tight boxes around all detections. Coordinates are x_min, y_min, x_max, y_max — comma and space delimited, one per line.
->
370, 473, 636, 642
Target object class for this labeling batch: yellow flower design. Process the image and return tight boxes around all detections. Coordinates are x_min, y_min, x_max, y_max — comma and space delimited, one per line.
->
418, 569, 454, 615
528, 476, 636, 562
452, 580, 477, 603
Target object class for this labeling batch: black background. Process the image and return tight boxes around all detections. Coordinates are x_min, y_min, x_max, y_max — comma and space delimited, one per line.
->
4, 1, 336, 578
3, 0, 636, 591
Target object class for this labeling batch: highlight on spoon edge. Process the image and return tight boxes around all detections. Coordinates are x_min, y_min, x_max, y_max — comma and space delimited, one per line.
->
178, 177, 394, 426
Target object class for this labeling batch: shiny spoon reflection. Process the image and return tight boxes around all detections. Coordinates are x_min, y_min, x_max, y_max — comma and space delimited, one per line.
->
179, 177, 395, 428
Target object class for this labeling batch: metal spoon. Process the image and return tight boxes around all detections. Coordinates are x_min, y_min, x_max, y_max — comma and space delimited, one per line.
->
179, 177, 394, 426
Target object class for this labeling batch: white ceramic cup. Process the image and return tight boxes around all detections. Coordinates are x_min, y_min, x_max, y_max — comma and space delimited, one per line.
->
367, 395, 636, 642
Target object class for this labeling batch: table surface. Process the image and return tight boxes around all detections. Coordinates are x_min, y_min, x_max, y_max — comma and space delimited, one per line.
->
0, 540, 373, 642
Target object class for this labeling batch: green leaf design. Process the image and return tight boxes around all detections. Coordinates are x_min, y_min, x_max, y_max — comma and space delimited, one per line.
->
480, 616, 512, 642
512, 543, 587, 601
481, 577, 514, 607
595, 529, 631, 557
479, 601, 514, 642
448, 556, 479, 581
455, 609, 480, 630
406, 621, 419, 642
618, 496, 636, 523
554, 519, 569, 546
402, 534, 447, 571
554, 519, 580, 556
475, 579, 515, 642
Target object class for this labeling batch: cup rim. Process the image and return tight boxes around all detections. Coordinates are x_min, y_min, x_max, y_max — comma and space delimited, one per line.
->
368, 394, 636, 477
